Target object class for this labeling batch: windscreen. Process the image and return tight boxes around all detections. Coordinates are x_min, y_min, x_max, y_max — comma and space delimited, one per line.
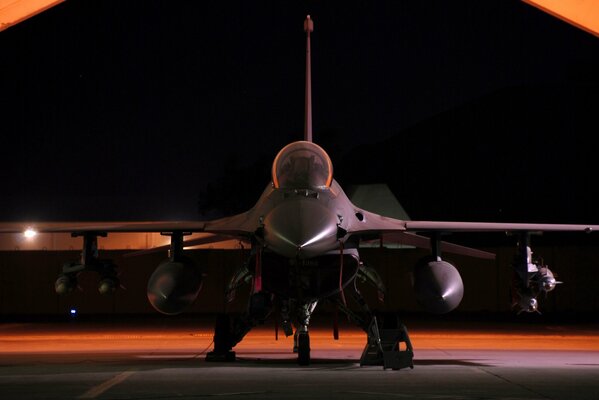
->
272, 141, 333, 189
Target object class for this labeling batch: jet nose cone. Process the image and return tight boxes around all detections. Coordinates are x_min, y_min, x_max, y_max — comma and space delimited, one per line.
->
264, 197, 339, 258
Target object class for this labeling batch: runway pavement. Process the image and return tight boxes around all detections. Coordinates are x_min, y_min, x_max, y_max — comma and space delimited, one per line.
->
0, 315, 598, 399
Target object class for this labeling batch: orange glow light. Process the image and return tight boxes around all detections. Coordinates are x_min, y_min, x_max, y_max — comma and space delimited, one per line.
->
2, 324, 599, 354
523, 0, 599, 37
0, 0, 65, 32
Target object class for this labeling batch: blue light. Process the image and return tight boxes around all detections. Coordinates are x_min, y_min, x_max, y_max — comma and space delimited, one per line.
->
70, 308, 77, 316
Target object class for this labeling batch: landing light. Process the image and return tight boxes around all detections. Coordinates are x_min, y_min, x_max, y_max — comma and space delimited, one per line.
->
70, 308, 77, 316
23, 228, 37, 239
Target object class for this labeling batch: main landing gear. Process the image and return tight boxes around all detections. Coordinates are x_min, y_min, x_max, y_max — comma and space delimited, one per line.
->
206, 296, 318, 365
359, 315, 414, 370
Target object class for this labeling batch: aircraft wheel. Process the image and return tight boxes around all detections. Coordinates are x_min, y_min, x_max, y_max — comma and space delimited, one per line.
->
206, 314, 237, 362
297, 332, 310, 366
213, 314, 231, 352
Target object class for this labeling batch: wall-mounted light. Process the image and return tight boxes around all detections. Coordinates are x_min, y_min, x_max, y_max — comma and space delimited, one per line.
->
23, 228, 37, 239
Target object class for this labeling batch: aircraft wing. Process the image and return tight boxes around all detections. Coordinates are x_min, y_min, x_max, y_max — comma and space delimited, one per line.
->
0, 209, 259, 233
347, 209, 599, 259
403, 221, 599, 233
0, 210, 259, 240
0, 221, 207, 233
347, 208, 599, 234
123, 234, 251, 258
0, 212, 259, 253
381, 231, 496, 260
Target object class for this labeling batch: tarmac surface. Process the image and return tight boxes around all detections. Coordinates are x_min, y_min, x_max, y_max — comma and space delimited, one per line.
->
0, 315, 598, 399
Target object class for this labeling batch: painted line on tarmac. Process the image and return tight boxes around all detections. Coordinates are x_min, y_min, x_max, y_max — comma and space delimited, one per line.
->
340, 392, 474, 399
78, 370, 136, 399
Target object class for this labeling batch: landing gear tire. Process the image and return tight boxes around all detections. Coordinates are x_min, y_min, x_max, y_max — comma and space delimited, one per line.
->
297, 332, 310, 366
214, 314, 231, 351
206, 314, 236, 362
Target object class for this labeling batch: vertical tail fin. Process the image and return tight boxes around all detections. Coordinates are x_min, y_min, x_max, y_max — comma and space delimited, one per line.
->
304, 15, 314, 142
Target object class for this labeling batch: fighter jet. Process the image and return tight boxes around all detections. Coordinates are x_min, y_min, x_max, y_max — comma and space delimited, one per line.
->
0, 15, 597, 369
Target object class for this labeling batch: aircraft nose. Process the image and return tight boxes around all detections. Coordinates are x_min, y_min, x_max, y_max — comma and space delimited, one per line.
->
264, 197, 339, 258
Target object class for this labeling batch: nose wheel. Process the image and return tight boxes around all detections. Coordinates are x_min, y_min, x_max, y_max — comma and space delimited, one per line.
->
296, 331, 311, 365
293, 301, 317, 365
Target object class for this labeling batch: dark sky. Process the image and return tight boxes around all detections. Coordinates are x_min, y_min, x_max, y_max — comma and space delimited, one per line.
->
1, 0, 598, 222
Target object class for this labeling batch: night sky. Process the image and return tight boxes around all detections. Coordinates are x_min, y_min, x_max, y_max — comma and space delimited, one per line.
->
1, 1, 598, 223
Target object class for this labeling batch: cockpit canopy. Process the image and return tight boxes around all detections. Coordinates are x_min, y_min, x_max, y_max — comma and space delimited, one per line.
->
272, 141, 333, 189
